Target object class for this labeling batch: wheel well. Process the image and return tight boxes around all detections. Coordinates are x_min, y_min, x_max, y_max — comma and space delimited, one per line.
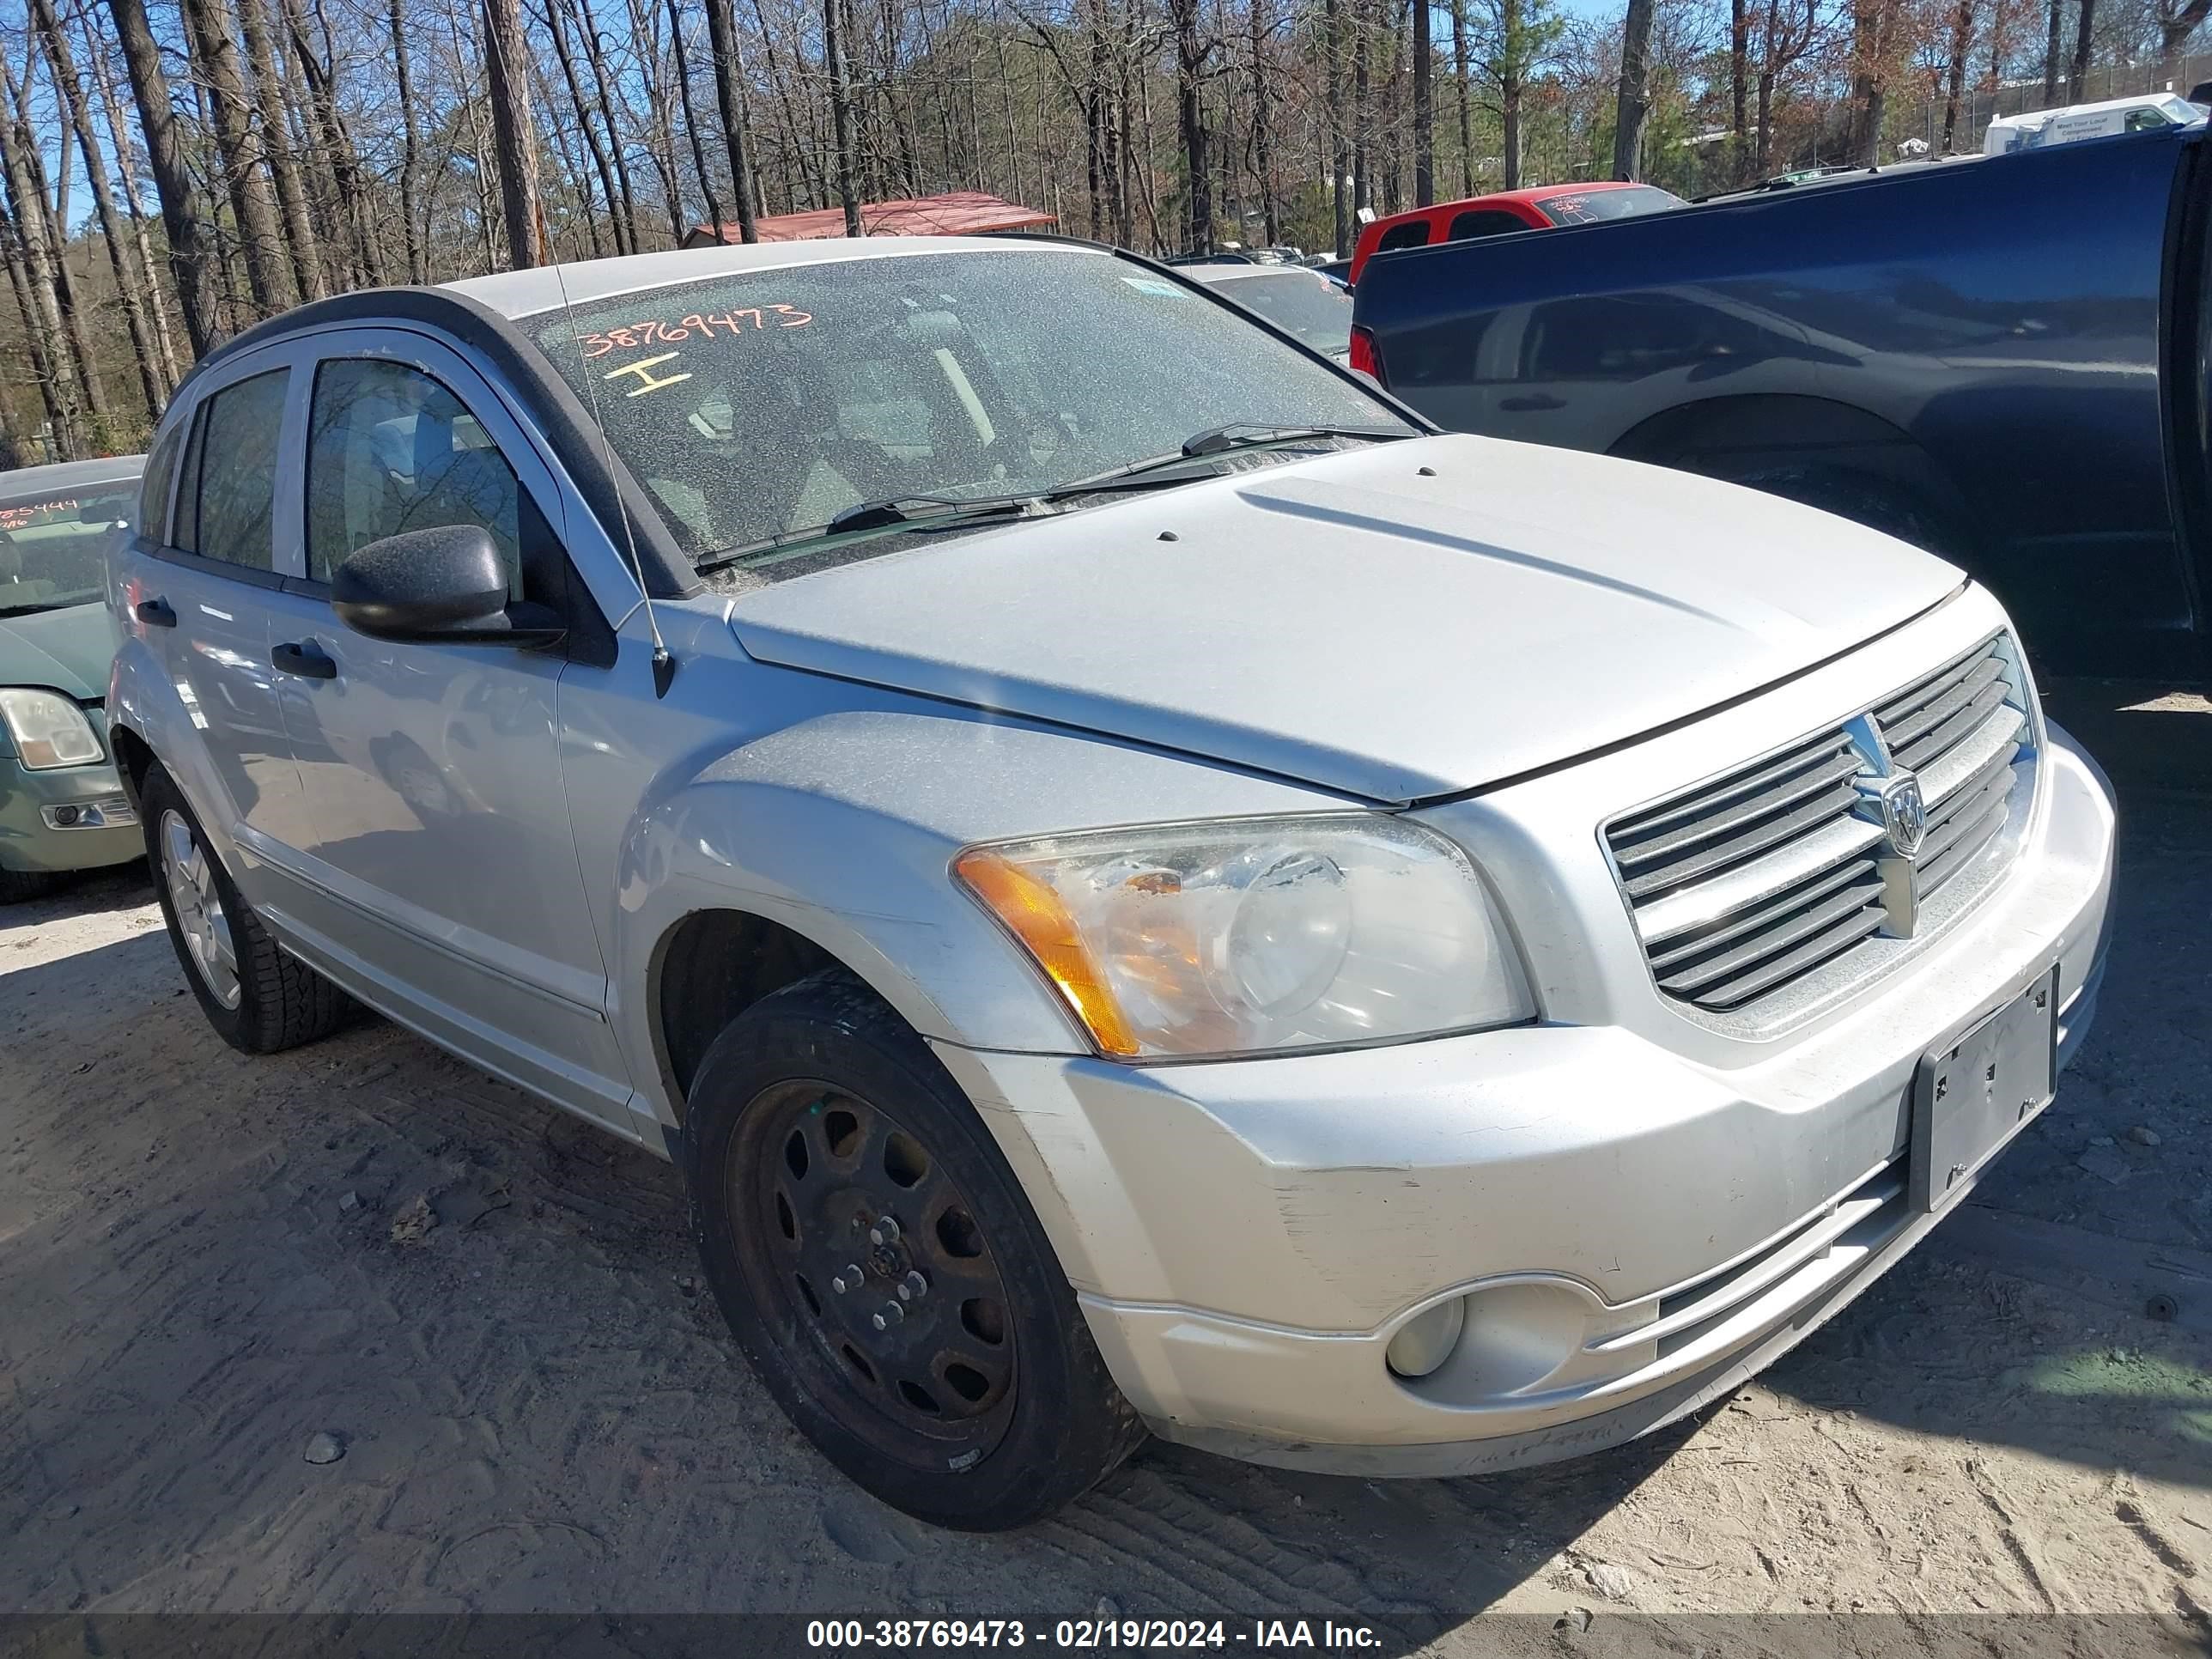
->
1607, 393, 1976, 560
1609, 392, 1925, 469
107, 725, 154, 808
652, 909, 842, 1115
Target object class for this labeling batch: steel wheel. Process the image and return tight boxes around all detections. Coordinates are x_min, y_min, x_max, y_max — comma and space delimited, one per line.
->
159, 807, 240, 1010
735, 1079, 1018, 1470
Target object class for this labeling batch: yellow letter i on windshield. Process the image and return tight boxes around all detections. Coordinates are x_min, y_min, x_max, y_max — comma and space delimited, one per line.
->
605, 352, 693, 398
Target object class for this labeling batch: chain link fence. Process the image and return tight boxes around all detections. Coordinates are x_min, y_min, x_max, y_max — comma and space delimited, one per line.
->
1889, 52, 2212, 160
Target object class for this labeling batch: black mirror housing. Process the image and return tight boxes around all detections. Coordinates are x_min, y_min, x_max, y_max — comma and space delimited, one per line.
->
331, 525, 557, 646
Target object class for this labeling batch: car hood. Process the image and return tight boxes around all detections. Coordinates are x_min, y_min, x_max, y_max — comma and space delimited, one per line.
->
0, 599, 115, 702
726, 434, 1962, 805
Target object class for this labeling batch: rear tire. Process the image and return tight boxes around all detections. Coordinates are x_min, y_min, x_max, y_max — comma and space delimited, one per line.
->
684, 969, 1145, 1529
140, 763, 352, 1054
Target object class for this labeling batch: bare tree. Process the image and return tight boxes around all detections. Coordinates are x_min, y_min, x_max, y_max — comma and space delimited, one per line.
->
2066, 0, 2095, 95
1613, 0, 1655, 178
2156, 0, 2212, 84
238, 0, 325, 300
483, 0, 545, 267
705, 0, 762, 240
179, 0, 296, 315
31, 0, 167, 421
110, 0, 223, 354
825, 0, 863, 234
1412, 0, 1432, 202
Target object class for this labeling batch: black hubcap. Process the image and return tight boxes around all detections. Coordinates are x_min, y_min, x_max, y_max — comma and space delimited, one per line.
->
734, 1080, 1017, 1468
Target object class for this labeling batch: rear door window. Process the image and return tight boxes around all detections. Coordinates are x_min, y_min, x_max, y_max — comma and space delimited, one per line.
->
1374, 219, 1433, 253
175, 368, 289, 572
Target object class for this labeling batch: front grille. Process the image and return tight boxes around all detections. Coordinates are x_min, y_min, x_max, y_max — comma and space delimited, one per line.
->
1607, 634, 2031, 1016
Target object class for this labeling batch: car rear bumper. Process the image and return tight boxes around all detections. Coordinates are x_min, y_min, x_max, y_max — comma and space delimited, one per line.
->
930, 728, 2114, 1473
0, 757, 139, 875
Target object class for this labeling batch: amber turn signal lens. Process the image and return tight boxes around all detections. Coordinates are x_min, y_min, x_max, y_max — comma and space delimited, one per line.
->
953, 849, 1140, 1057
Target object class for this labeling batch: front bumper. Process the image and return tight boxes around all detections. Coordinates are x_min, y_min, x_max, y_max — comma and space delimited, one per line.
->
931, 726, 2115, 1474
0, 756, 140, 875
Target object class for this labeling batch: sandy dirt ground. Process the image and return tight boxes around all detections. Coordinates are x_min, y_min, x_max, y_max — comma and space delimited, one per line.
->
4, 702, 2212, 1655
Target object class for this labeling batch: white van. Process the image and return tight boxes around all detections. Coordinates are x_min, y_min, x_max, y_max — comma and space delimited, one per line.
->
1984, 92, 2203, 155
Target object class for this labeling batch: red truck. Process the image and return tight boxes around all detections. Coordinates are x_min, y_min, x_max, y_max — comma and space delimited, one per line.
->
1347, 181, 1685, 285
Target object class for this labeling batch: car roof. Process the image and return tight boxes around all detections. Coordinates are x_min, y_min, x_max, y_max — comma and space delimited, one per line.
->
1181, 262, 1320, 281
443, 234, 1095, 321
1370, 181, 1647, 225
0, 454, 145, 498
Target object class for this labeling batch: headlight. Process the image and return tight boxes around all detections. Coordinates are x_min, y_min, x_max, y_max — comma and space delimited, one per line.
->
0, 688, 101, 770
954, 815, 1533, 1060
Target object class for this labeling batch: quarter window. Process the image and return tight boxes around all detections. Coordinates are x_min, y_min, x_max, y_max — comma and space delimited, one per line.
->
140, 421, 184, 545
305, 359, 523, 590
1447, 210, 1530, 241
1374, 219, 1433, 253
175, 368, 289, 571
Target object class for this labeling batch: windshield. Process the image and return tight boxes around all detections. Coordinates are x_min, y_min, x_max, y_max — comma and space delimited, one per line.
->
0, 478, 137, 617
529, 248, 1405, 580
1536, 185, 1685, 227
1200, 270, 1354, 355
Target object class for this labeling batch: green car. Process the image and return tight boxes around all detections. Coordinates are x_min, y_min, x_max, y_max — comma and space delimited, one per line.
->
0, 455, 145, 902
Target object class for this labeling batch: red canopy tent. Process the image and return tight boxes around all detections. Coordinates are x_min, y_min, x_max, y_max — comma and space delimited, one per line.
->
682, 191, 1056, 248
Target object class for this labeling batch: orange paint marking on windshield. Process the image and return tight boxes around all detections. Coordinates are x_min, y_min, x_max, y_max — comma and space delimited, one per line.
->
0, 498, 78, 530
577, 303, 814, 361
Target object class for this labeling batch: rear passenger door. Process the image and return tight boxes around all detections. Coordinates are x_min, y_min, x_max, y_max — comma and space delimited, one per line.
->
262, 329, 631, 1127
122, 344, 320, 899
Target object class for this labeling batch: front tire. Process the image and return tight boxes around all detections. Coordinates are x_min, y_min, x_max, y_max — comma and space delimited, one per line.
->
0, 866, 62, 904
684, 969, 1145, 1529
140, 763, 352, 1054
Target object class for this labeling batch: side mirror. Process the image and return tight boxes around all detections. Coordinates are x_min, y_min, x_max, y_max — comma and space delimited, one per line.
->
331, 524, 561, 647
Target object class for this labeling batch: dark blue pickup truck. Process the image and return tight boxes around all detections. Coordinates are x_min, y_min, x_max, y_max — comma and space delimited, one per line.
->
1351, 125, 2212, 682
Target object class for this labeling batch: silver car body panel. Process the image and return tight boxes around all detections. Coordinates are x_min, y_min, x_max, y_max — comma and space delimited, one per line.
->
106, 244, 2118, 1475
727, 433, 1961, 805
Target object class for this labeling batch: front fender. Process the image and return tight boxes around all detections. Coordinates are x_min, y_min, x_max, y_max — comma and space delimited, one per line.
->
608, 707, 1346, 1130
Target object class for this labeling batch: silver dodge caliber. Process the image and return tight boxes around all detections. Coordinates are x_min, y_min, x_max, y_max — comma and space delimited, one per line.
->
106, 236, 2115, 1529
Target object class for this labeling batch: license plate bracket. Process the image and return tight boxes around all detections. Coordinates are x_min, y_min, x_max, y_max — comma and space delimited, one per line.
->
1911, 966, 2058, 1214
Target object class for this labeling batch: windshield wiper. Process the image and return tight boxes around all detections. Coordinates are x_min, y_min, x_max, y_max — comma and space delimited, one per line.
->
820, 494, 1039, 536
696, 494, 1041, 574
1045, 422, 1413, 497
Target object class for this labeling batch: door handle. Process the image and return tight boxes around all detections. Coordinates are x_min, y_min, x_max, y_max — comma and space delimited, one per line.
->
1499, 393, 1565, 411
134, 597, 176, 628
271, 640, 337, 680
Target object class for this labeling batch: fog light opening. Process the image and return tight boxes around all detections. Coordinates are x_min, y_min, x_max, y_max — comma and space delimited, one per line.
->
51, 805, 79, 826
1385, 1295, 1468, 1379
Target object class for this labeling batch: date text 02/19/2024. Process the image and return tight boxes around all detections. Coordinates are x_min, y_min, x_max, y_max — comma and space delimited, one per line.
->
803, 1620, 1382, 1649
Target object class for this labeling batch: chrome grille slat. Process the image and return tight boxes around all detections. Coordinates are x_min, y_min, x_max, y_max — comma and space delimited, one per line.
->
1673, 903, 1892, 1010
1645, 855, 1880, 973
1651, 861, 1884, 988
1891, 678, 2008, 773
1872, 638, 1990, 726
1610, 734, 1851, 847
1620, 777, 1865, 899
1881, 656, 2006, 757
1609, 744, 1862, 875
1607, 633, 2030, 1016
1918, 791, 2011, 895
